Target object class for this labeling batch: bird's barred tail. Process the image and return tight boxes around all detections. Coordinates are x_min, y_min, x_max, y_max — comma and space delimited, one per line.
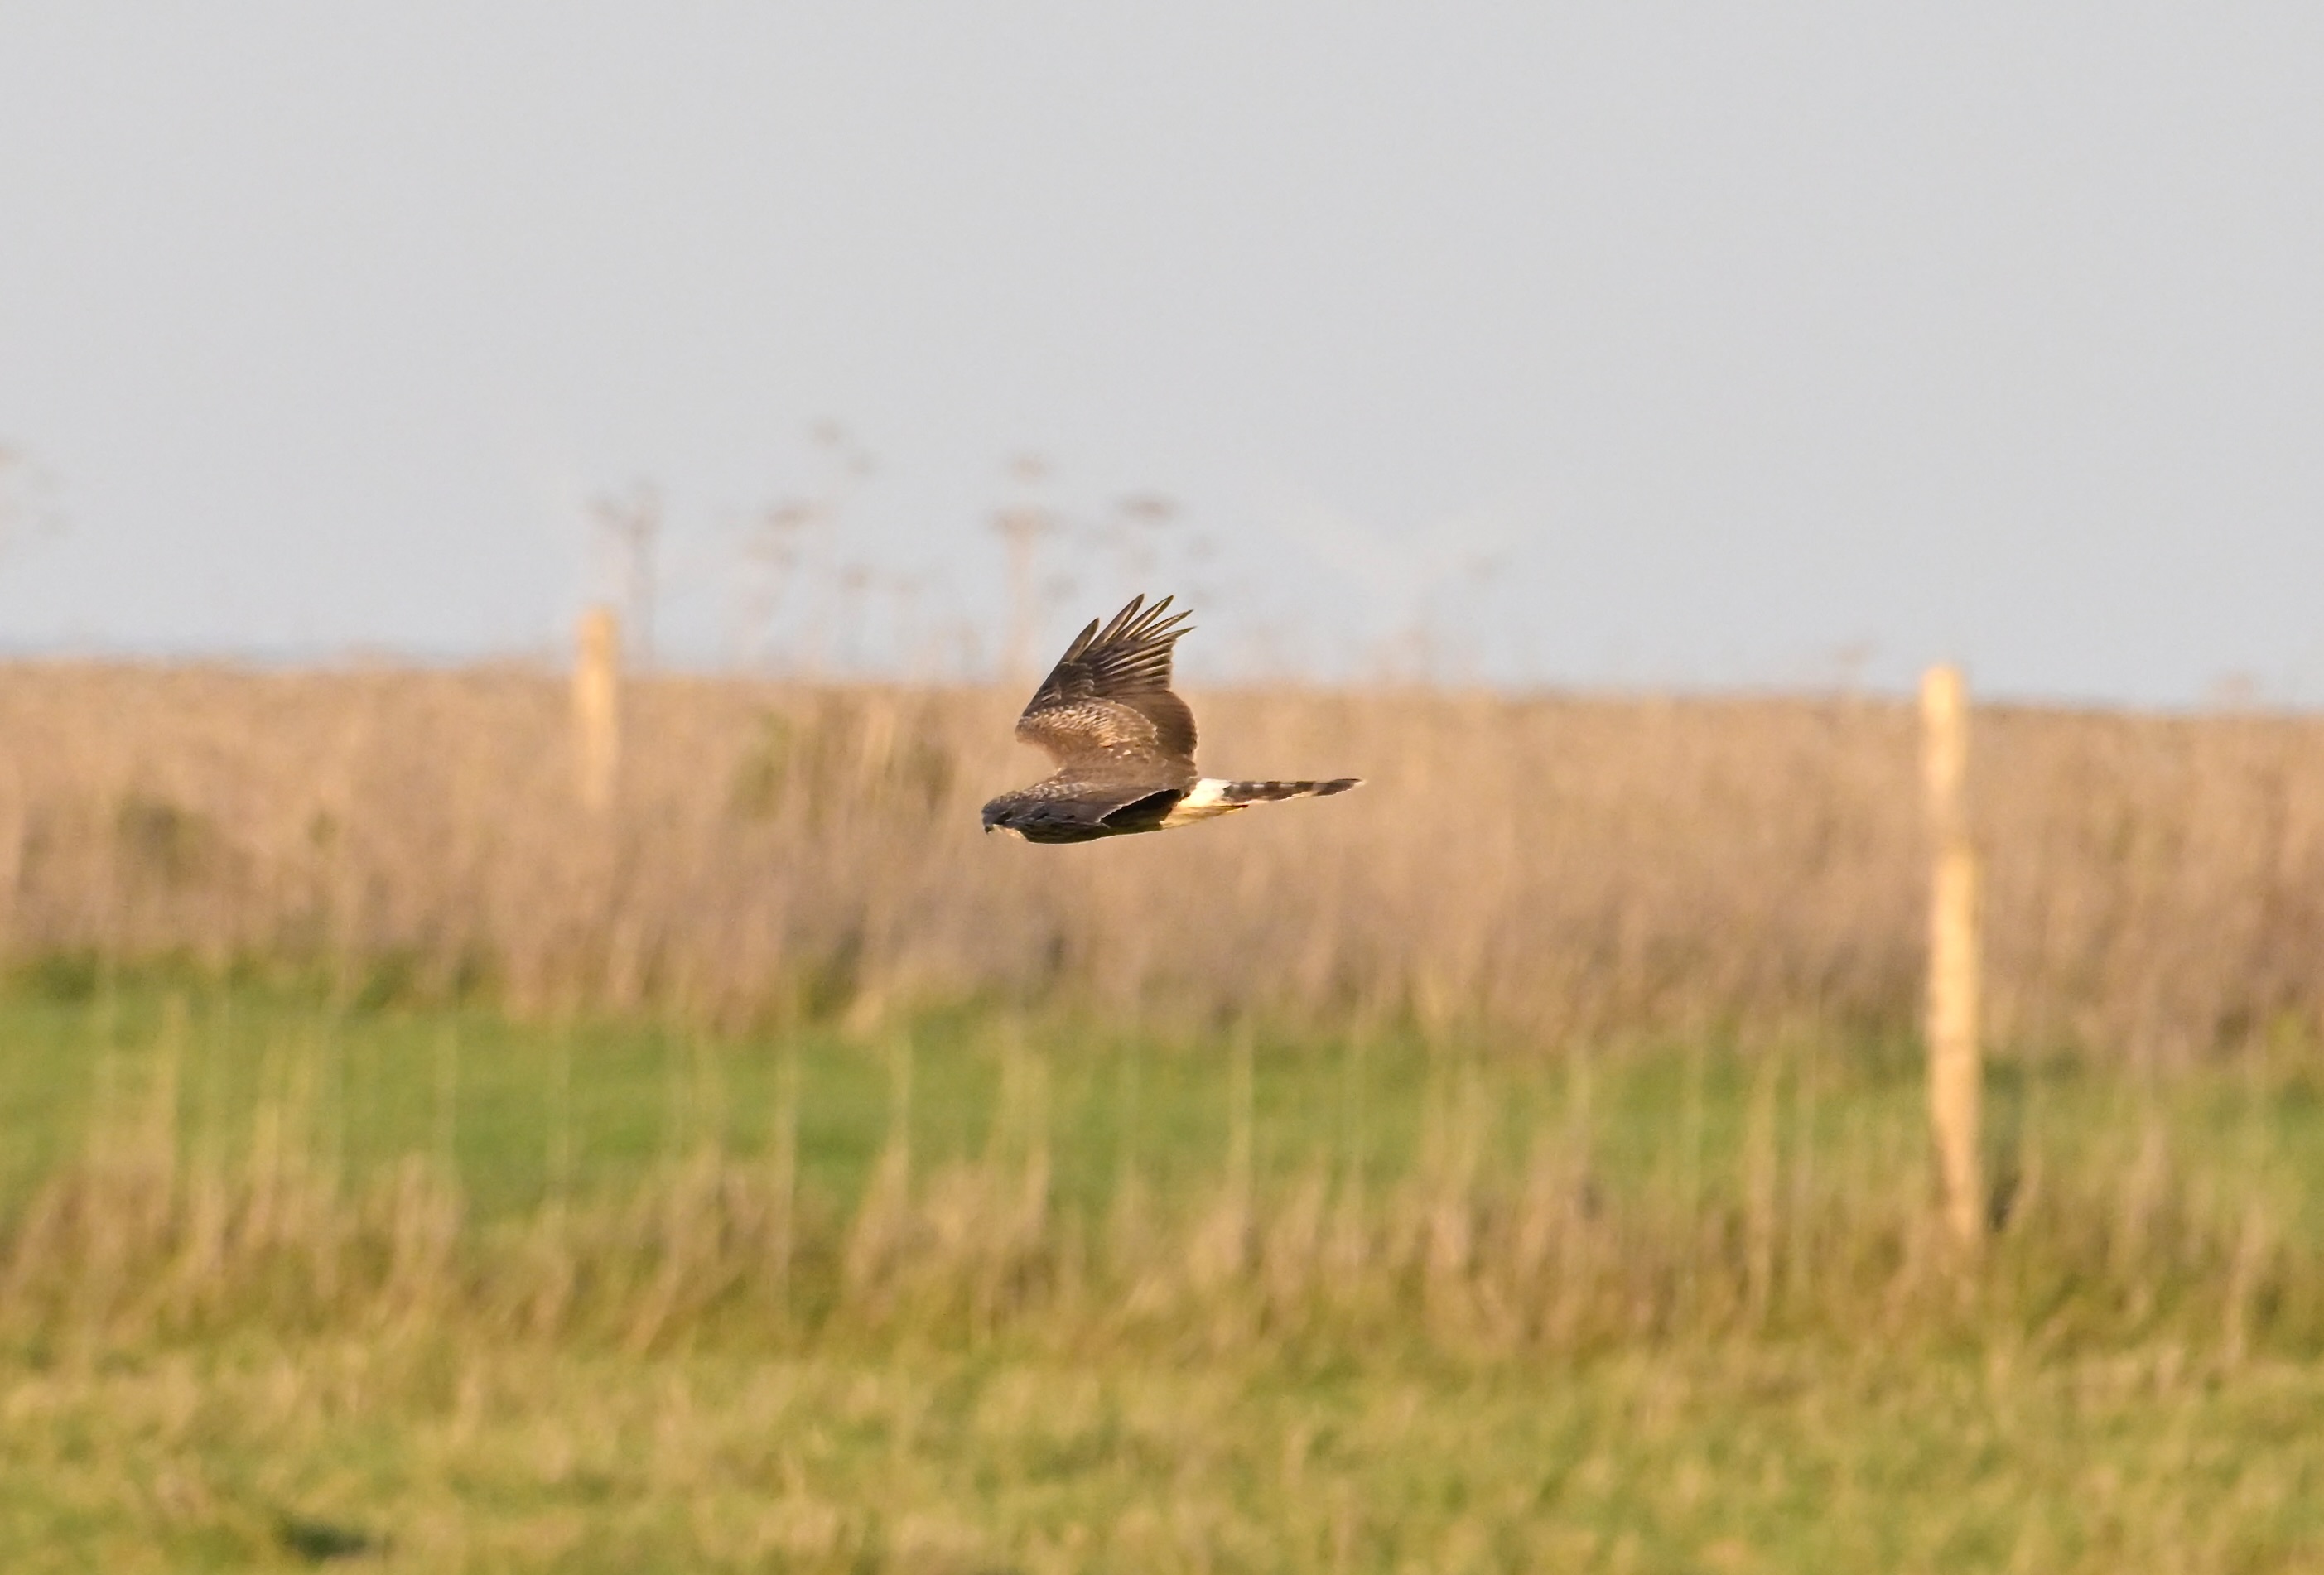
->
1217, 778, 1362, 803
1160, 776, 1361, 827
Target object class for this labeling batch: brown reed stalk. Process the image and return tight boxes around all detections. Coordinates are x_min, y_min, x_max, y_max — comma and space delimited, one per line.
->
1742, 1048, 1781, 1329
432, 1022, 460, 1174
767, 1035, 799, 1322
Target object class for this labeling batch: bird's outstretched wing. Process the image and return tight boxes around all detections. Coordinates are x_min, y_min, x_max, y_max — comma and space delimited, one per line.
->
1015, 595, 1198, 768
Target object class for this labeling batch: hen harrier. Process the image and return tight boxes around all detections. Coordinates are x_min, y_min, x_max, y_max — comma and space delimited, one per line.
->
981, 595, 1360, 843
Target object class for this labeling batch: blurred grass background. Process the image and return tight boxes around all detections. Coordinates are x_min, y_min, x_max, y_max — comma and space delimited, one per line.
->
9, 662, 2324, 1060
0, 975, 2320, 1568
2, 664, 2323, 1568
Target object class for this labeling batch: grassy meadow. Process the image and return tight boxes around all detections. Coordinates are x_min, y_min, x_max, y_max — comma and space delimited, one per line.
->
0, 976, 2321, 1570
2, 664, 2324, 1568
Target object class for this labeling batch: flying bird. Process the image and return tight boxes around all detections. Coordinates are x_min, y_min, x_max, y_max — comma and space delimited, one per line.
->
981, 595, 1361, 843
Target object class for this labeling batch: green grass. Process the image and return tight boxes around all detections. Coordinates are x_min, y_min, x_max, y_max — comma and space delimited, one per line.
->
6, 1341, 2323, 1573
1, 979, 2322, 1569
10, 980, 2312, 1222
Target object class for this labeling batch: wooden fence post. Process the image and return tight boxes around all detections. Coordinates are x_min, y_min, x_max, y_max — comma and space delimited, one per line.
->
1921, 664, 1982, 1255
575, 605, 621, 813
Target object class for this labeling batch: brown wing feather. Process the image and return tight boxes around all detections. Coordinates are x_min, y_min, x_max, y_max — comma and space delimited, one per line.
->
1015, 595, 1198, 766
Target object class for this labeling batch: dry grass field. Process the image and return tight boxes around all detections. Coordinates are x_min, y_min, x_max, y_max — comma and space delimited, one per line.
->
5, 662, 2324, 1058
2, 662, 2323, 1569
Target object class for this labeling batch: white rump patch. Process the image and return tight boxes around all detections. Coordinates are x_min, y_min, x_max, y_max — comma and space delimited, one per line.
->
1158, 778, 1243, 827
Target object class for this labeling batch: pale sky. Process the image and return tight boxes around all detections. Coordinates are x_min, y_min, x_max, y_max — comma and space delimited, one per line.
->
2, 5, 2320, 701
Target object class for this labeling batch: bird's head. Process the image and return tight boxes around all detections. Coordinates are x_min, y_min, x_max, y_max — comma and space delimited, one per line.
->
981, 798, 1027, 839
